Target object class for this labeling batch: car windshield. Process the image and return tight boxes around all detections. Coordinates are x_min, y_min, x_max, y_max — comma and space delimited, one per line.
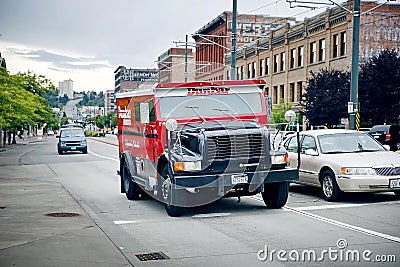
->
318, 133, 384, 154
158, 93, 263, 119
61, 128, 85, 137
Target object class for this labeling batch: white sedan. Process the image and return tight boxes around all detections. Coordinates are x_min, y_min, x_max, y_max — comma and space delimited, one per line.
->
283, 129, 400, 201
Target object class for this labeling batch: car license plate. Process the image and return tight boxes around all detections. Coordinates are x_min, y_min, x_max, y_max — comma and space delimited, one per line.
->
389, 179, 400, 188
71, 147, 76, 150
231, 174, 248, 184
372, 135, 379, 139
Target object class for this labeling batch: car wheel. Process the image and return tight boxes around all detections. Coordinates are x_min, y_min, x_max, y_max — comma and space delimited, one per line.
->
261, 181, 289, 208
122, 161, 140, 200
58, 150, 63, 155
321, 170, 342, 201
82, 149, 88, 154
394, 191, 400, 199
159, 164, 184, 217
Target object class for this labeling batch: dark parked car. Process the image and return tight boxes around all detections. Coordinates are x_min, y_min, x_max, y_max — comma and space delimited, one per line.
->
57, 125, 88, 155
368, 125, 400, 151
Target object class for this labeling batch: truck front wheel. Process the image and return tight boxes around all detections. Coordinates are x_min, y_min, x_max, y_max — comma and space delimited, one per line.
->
122, 161, 140, 200
159, 164, 184, 217
261, 181, 289, 208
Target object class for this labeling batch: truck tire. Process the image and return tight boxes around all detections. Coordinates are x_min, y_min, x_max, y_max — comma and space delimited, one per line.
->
261, 181, 289, 208
159, 164, 184, 217
122, 161, 140, 200
320, 170, 342, 201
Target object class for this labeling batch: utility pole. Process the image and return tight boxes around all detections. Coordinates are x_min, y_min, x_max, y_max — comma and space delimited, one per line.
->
349, 0, 360, 130
230, 0, 237, 80
184, 35, 188, 82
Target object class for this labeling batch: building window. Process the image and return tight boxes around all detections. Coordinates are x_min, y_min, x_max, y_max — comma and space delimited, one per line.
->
247, 63, 251, 79
259, 59, 264, 77
319, 39, 325, 61
240, 66, 244, 80
298, 46, 304, 67
265, 57, 270, 75
297, 81, 303, 102
290, 48, 296, 69
273, 86, 278, 104
290, 83, 295, 102
279, 85, 285, 103
273, 54, 279, 73
310, 42, 316, 64
280, 52, 285, 72
333, 34, 339, 58
340, 32, 346, 56
236, 67, 240, 80
252, 61, 256, 78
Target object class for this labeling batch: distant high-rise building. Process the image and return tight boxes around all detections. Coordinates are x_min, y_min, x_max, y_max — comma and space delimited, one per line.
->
104, 89, 115, 114
58, 79, 73, 99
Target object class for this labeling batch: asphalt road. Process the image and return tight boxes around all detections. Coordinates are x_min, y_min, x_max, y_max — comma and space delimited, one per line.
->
1, 137, 399, 266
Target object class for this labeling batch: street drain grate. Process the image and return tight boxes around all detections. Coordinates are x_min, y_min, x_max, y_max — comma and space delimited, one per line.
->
45, 212, 80, 217
135, 252, 169, 261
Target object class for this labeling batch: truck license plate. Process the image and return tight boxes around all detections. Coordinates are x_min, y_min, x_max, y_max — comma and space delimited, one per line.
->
231, 174, 248, 184
389, 178, 400, 188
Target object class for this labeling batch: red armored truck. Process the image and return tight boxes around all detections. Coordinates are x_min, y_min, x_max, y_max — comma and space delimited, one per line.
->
116, 80, 299, 216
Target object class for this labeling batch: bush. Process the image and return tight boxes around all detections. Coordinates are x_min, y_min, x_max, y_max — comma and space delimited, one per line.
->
84, 130, 104, 137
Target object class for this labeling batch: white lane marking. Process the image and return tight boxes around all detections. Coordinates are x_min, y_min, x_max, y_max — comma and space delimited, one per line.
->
284, 206, 400, 243
249, 196, 400, 243
113, 220, 137, 225
293, 203, 371, 211
88, 150, 118, 162
192, 213, 231, 218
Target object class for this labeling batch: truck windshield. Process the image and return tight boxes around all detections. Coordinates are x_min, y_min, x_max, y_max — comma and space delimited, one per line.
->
158, 93, 263, 119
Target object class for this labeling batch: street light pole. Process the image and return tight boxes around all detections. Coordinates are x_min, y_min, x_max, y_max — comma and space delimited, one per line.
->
230, 0, 237, 80
349, 0, 360, 130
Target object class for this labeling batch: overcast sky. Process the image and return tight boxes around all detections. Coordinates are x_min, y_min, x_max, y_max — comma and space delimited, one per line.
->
1, 0, 388, 93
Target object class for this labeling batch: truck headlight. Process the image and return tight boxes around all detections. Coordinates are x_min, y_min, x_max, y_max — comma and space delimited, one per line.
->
80, 140, 87, 146
174, 161, 201, 171
341, 168, 376, 175
271, 153, 289, 165
61, 141, 66, 146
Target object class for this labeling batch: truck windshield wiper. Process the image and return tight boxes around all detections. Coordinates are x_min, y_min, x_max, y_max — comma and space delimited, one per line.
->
212, 108, 238, 121
185, 106, 206, 123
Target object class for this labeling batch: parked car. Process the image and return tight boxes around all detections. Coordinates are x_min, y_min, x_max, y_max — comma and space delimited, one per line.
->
283, 129, 400, 201
57, 125, 88, 155
368, 124, 400, 151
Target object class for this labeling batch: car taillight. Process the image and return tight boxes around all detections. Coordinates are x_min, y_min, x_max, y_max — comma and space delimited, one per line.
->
385, 132, 391, 141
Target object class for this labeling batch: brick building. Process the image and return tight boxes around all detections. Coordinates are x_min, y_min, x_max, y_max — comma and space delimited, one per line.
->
225, 0, 400, 107
157, 47, 195, 83
114, 66, 158, 93
193, 12, 295, 81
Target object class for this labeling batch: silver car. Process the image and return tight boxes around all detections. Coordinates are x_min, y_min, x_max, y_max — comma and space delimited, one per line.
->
283, 129, 400, 201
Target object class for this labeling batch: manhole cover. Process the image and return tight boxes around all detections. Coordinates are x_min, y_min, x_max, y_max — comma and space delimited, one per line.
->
135, 252, 169, 261
45, 212, 80, 217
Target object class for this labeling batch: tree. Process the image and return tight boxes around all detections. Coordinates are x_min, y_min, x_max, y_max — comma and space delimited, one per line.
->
302, 69, 350, 128
0, 68, 58, 145
359, 50, 400, 125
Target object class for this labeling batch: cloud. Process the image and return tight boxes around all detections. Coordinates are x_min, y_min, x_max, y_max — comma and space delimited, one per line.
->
6, 47, 111, 71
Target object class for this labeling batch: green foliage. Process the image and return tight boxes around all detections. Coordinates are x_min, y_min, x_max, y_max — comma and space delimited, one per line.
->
271, 100, 293, 129
0, 68, 57, 129
93, 112, 116, 129
76, 91, 104, 107
359, 50, 400, 125
302, 69, 350, 127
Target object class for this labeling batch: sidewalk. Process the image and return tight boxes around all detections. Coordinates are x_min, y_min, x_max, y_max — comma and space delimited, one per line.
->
0, 135, 130, 266
88, 134, 118, 146
0, 136, 44, 152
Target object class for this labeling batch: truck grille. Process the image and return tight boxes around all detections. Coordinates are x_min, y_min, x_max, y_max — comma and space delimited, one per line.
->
373, 166, 400, 176
207, 133, 264, 161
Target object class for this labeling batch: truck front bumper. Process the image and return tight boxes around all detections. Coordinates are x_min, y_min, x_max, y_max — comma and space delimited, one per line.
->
173, 168, 299, 190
